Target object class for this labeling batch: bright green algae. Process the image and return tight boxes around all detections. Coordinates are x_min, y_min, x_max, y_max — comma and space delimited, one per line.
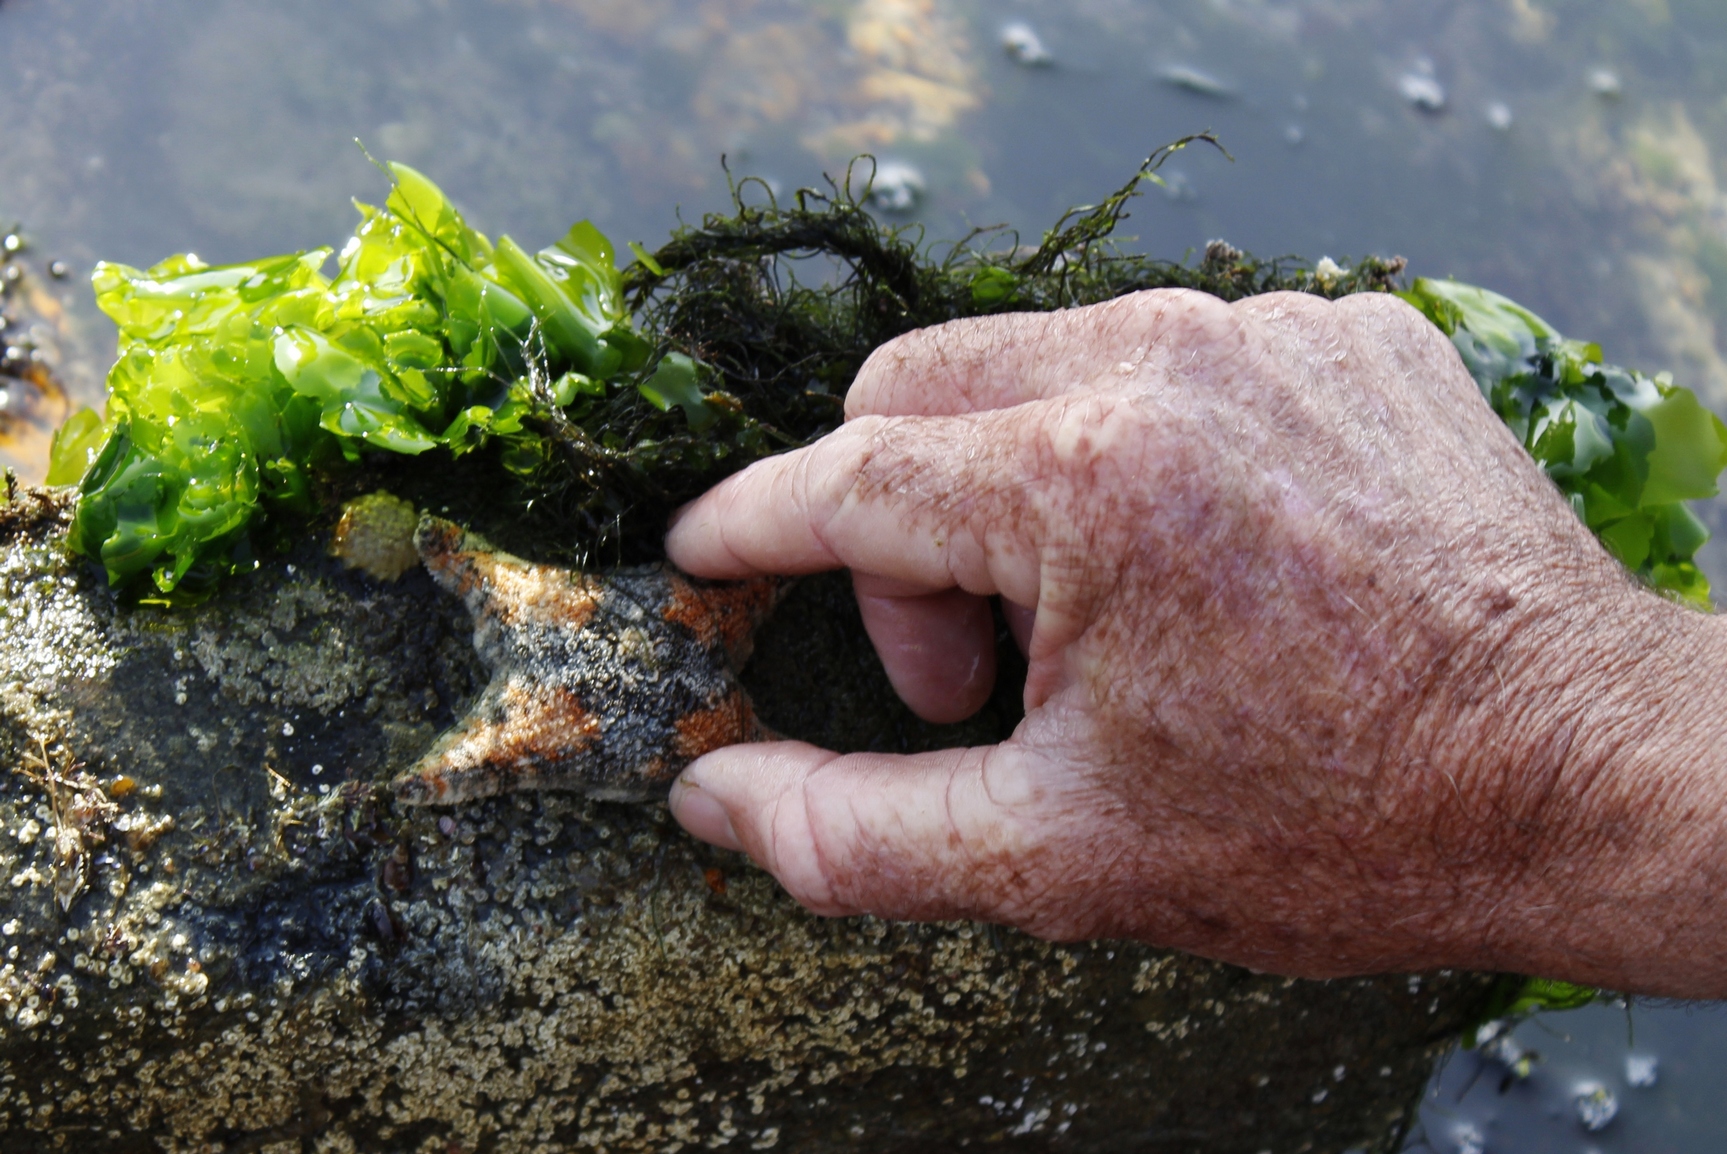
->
1403, 278, 1727, 606
46, 147, 1727, 611
47, 163, 698, 598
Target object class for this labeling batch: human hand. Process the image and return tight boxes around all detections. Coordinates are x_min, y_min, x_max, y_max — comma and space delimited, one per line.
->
664, 289, 1727, 996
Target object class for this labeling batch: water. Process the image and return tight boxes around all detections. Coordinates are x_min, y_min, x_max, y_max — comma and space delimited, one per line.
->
1, 0, 1723, 1148
1409, 1002, 1727, 1153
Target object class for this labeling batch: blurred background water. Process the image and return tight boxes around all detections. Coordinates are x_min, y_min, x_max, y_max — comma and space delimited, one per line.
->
0, 1, 1723, 1149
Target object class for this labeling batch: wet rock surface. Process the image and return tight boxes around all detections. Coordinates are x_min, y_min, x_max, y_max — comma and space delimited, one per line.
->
0, 494, 1494, 1152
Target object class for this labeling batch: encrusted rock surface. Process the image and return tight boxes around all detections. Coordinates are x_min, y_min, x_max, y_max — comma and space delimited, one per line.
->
0, 492, 1494, 1152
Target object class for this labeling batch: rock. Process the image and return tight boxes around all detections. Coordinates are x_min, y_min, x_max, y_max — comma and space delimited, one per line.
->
0, 493, 1494, 1152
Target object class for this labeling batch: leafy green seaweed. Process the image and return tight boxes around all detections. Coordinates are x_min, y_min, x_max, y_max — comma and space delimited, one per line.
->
1402, 278, 1727, 606
1462, 974, 1603, 1048
50, 163, 682, 598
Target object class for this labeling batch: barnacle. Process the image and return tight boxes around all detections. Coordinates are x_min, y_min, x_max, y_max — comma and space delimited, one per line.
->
329, 491, 420, 582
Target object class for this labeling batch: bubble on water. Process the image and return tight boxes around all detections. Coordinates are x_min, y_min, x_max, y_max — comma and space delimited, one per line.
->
1625, 1053, 1658, 1088
1587, 67, 1622, 98
1000, 22, 1051, 67
1159, 170, 1196, 202
1485, 101, 1513, 131
867, 162, 925, 213
1573, 1081, 1618, 1131
1398, 71, 1446, 112
1478, 1021, 1536, 1080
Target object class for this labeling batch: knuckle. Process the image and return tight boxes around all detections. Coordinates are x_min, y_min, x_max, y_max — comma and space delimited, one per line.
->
1337, 292, 1446, 357
1234, 288, 1335, 325
845, 413, 913, 492
1338, 287, 1421, 330
1099, 287, 1233, 343
1163, 291, 1250, 355
847, 313, 1028, 419
1031, 394, 1152, 481
1231, 292, 1355, 367
1339, 292, 1479, 397
846, 336, 916, 419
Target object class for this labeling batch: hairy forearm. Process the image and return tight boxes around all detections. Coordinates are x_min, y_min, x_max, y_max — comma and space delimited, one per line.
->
1453, 586, 1727, 997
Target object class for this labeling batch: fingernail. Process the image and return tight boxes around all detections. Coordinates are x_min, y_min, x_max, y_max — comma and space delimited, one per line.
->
671, 778, 743, 852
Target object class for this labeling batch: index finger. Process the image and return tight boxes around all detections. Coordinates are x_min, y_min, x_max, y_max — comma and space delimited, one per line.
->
844, 288, 1221, 420
665, 408, 1043, 608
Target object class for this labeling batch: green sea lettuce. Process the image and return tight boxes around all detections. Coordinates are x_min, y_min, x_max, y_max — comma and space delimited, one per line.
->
1402, 277, 1727, 606
48, 163, 675, 598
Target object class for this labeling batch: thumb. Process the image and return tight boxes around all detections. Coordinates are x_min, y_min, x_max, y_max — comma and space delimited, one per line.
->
669, 740, 1057, 924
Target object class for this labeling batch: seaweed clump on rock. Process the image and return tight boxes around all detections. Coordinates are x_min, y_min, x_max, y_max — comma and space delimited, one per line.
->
559, 136, 1407, 562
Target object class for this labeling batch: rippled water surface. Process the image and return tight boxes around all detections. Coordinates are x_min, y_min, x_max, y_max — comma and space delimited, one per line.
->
1, 1, 1724, 1149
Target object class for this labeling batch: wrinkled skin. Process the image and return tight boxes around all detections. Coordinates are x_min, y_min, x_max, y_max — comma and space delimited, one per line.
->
666, 289, 1727, 999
